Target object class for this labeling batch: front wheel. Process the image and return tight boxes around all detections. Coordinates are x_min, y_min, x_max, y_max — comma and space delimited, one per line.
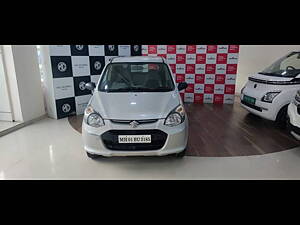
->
275, 105, 289, 129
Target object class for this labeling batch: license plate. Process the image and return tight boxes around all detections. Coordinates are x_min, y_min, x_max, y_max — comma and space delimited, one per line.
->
118, 135, 151, 144
243, 95, 256, 105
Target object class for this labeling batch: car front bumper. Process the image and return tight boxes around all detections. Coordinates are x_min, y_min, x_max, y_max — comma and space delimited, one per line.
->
240, 93, 278, 121
82, 118, 188, 157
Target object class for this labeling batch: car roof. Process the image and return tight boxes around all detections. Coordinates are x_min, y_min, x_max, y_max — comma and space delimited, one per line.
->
110, 56, 165, 63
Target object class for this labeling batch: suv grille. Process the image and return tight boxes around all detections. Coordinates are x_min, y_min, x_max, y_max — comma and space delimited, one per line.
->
101, 130, 168, 151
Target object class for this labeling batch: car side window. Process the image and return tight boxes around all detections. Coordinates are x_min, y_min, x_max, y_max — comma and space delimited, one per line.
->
280, 53, 300, 70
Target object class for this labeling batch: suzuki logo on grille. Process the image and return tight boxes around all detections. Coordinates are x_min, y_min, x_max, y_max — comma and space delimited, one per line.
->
130, 121, 139, 128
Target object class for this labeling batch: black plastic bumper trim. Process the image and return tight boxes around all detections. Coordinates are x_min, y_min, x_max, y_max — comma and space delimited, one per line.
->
241, 100, 262, 112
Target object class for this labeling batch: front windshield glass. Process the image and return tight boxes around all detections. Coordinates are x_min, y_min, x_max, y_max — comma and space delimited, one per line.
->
98, 62, 175, 92
260, 52, 300, 77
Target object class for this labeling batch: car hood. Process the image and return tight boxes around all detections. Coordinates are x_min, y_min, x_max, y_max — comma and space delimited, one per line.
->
90, 91, 180, 120
250, 73, 295, 82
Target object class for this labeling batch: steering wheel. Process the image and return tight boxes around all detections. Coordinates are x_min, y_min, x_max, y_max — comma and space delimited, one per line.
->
286, 66, 296, 70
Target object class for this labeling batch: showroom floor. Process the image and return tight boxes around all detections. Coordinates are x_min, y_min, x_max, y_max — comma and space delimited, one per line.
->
1, 108, 300, 179
0, 121, 20, 133
0, 121, 21, 137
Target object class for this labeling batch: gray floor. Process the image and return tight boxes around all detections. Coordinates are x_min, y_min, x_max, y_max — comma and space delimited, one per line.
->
0, 117, 300, 180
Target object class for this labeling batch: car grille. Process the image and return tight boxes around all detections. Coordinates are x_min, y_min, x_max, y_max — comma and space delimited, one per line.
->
110, 119, 158, 125
101, 129, 168, 151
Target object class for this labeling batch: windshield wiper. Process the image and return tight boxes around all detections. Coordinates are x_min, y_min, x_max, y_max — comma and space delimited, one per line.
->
258, 72, 278, 76
130, 87, 173, 92
105, 88, 133, 92
104, 87, 174, 92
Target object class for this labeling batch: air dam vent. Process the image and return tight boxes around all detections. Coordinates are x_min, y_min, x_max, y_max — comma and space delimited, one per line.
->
101, 129, 168, 151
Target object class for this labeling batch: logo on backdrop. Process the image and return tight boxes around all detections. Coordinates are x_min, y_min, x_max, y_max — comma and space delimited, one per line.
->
62, 104, 71, 113
108, 45, 115, 52
75, 45, 84, 51
57, 62, 67, 72
187, 55, 195, 60
215, 87, 224, 92
130, 121, 139, 128
133, 45, 139, 52
204, 96, 213, 101
94, 61, 102, 70
79, 81, 86, 91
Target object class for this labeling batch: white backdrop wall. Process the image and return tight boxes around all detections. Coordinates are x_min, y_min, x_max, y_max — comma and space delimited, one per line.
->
236, 45, 300, 94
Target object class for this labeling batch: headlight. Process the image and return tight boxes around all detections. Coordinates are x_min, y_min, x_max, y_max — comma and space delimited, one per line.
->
84, 106, 105, 127
261, 91, 281, 103
164, 105, 185, 127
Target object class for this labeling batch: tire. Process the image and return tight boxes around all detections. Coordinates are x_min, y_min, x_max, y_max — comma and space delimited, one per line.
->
275, 105, 289, 129
175, 148, 187, 158
86, 152, 100, 159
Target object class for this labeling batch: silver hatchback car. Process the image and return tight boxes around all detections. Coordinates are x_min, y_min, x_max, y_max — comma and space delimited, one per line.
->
82, 56, 189, 158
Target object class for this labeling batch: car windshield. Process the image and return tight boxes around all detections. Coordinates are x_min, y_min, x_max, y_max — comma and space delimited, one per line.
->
259, 52, 300, 77
98, 62, 175, 92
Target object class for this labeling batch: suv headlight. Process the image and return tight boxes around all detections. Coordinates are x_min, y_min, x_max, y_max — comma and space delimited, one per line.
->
84, 106, 105, 127
164, 105, 185, 127
261, 91, 281, 103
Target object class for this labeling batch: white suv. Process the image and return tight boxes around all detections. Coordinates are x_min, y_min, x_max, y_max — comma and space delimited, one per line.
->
82, 56, 189, 158
240, 51, 300, 127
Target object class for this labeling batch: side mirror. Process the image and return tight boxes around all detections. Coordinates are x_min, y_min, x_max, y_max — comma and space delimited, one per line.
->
178, 82, 188, 91
85, 82, 96, 91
